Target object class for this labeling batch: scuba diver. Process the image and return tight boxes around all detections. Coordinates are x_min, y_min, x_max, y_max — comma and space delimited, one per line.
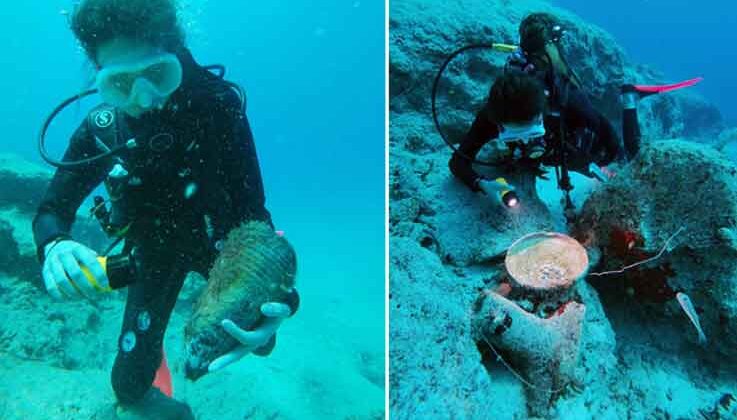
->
32, 0, 298, 418
446, 13, 701, 220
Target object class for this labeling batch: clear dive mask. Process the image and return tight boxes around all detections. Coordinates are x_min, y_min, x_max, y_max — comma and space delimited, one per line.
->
498, 117, 546, 143
96, 53, 183, 116
498, 117, 547, 160
40, 62, 242, 169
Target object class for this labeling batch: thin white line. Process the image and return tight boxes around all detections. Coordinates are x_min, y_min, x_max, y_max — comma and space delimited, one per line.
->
384, 0, 391, 418
479, 334, 568, 394
589, 227, 685, 277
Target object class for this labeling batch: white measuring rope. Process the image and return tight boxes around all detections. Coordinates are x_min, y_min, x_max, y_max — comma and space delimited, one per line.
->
479, 333, 569, 394
589, 226, 685, 277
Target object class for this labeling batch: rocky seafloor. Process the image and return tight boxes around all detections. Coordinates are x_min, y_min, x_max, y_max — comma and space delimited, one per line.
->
389, 0, 737, 419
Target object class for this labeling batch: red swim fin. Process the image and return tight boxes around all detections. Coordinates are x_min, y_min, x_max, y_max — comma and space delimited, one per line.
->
153, 348, 174, 398
633, 77, 703, 95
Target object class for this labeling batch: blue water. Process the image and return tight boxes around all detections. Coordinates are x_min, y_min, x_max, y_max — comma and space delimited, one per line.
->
554, 0, 737, 126
0, 0, 385, 417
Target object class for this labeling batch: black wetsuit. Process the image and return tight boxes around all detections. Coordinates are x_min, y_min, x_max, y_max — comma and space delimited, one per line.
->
450, 60, 622, 192
32, 49, 298, 406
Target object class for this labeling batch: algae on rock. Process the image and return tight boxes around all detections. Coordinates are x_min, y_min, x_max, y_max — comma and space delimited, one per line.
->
575, 140, 737, 359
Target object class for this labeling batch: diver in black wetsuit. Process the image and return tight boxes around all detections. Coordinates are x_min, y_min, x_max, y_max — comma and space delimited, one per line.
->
32, 1, 298, 418
449, 13, 625, 220
448, 71, 621, 191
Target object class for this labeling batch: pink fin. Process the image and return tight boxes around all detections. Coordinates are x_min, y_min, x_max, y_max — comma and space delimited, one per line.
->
153, 347, 173, 397
634, 77, 703, 94
601, 166, 616, 179
276, 230, 285, 237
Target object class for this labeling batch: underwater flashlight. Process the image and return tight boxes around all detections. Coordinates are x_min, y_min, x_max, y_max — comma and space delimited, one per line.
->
496, 178, 520, 208
78, 252, 139, 292
503, 191, 520, 208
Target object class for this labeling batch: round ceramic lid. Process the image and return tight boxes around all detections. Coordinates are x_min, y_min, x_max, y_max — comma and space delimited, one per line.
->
504, 232, 589, 290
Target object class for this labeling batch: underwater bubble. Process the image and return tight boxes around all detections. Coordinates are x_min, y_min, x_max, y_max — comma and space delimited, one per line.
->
184, 182, 198, 199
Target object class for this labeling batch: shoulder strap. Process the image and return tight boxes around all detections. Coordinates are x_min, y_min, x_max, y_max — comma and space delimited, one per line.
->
87, 105, 125, 153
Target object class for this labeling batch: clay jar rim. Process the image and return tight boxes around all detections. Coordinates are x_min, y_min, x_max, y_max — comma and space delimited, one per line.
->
504, 231, 590, 291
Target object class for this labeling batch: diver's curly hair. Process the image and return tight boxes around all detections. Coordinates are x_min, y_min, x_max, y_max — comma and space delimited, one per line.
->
486, 71, 546, 124
71, 0, 186, 64
519, 12, 560, 55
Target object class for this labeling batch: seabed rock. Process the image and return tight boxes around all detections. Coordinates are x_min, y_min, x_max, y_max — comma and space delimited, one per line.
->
389, 237, 519, 419
0, 154, 118, 370
0, 154, 109, 283
574, 140, 737, 359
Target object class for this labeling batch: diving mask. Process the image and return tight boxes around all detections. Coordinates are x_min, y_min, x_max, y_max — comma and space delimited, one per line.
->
498, 117, 546, 143
96, 53, 183, 116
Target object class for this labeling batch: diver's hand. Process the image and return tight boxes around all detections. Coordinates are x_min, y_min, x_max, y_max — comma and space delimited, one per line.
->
208, 302, 291, 373
41, 240, 109, 300
478, 179, 515, 196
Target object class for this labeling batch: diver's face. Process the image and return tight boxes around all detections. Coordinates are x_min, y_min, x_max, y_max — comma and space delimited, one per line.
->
95, 38, 183, 118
